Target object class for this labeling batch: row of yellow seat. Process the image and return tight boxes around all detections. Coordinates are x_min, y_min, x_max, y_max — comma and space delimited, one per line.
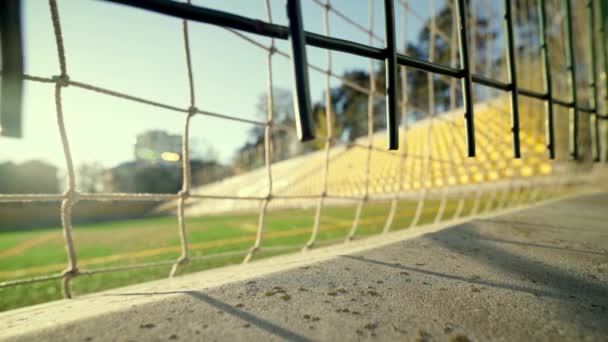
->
272, 100, 552, 197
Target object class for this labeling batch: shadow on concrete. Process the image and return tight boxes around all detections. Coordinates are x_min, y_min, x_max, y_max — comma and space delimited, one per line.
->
477, 218, 608, 236
105, 291, 312, 342
476, 236, 608, 256
429, 223, 608, 300
341, 254, 566, 300
344, 219, 608, 333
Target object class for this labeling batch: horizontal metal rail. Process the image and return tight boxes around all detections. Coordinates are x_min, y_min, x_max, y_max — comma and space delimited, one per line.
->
101, 2, 606, 96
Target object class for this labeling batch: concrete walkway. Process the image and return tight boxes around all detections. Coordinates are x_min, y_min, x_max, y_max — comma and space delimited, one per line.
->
2, 193, 607, 341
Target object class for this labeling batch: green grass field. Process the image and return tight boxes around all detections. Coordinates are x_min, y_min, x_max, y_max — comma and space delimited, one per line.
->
0, 188, 559, 312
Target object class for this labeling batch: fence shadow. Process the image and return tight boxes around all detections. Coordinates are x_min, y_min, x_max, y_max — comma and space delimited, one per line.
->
342, 219, 608, 334
476, 236, 608, 256
106, 291, 312, 342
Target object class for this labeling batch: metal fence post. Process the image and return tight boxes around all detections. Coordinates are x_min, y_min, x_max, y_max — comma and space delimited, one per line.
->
286, 0, 315, 142
384, 0, 399, 150
599, 0, 608, 162
455, 0, 476, 157
588, 0, 601, 161
538, 0, 555, 159
504, 0, 521, 158
563, 0, 578, 160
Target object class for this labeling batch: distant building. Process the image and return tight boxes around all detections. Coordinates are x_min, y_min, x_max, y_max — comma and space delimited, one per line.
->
103, 160, 181, 194
134, 130, 182, 163
0, 160, 59, 193
103, 161, 140, 193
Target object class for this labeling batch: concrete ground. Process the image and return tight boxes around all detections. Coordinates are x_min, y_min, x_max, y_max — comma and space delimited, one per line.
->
1, 192, 607, 341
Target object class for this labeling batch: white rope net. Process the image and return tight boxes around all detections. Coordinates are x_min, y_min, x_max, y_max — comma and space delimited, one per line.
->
0, 0, 596, 305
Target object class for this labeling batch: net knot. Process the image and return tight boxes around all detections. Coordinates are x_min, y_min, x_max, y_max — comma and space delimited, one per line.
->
61, 267, 80, 278
187, 106, 198, 117
324, 3, 332, 11
269, 45, 277, 55
52, 74, 70, 87
176, 256, 189, 266
62, 189, 78, 203
178, 189, 190, 199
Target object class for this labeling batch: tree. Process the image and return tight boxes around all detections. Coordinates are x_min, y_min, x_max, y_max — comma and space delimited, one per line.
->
233, 87, 309, 171
77, 162, 105, 193
189, 138, 219, 163
329, 69, 380, 141
0, 160, 59, 194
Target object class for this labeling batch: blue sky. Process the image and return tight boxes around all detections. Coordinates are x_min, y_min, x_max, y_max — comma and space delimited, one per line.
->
0, 0, 441, 169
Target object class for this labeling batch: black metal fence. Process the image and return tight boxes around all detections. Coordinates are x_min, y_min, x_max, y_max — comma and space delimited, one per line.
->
2, 0, 607, 159
100, 0, 608, 162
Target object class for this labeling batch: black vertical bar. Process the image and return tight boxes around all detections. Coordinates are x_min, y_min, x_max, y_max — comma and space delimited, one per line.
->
563, 0, 578, 160
538, 0, 555, 159
588, 0, 600, 161
455, 0, 476, 157
598, 0, 608, 162
286, 0, 315, 141
0, 0, 24, 138
384, 0, 398, 150
504, 0, 521, 158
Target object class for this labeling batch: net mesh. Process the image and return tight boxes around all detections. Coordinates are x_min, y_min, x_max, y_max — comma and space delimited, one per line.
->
0, 0, 601, 303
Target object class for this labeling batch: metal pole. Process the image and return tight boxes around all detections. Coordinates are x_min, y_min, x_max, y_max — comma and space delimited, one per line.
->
384, 0, 399, 150
286, 0, 315, 141
0, 0, 23, 138
563, 0, 579, 160
450, 0, 458, 110
538, 0, 555, 159
482, 0, 494, 80
455, 0, 476, 157
588, 0, 600, 161
428, 0, 436, 120
504, 0, 521, 158
470, 0, 477, 74
599, 0, 608, 162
